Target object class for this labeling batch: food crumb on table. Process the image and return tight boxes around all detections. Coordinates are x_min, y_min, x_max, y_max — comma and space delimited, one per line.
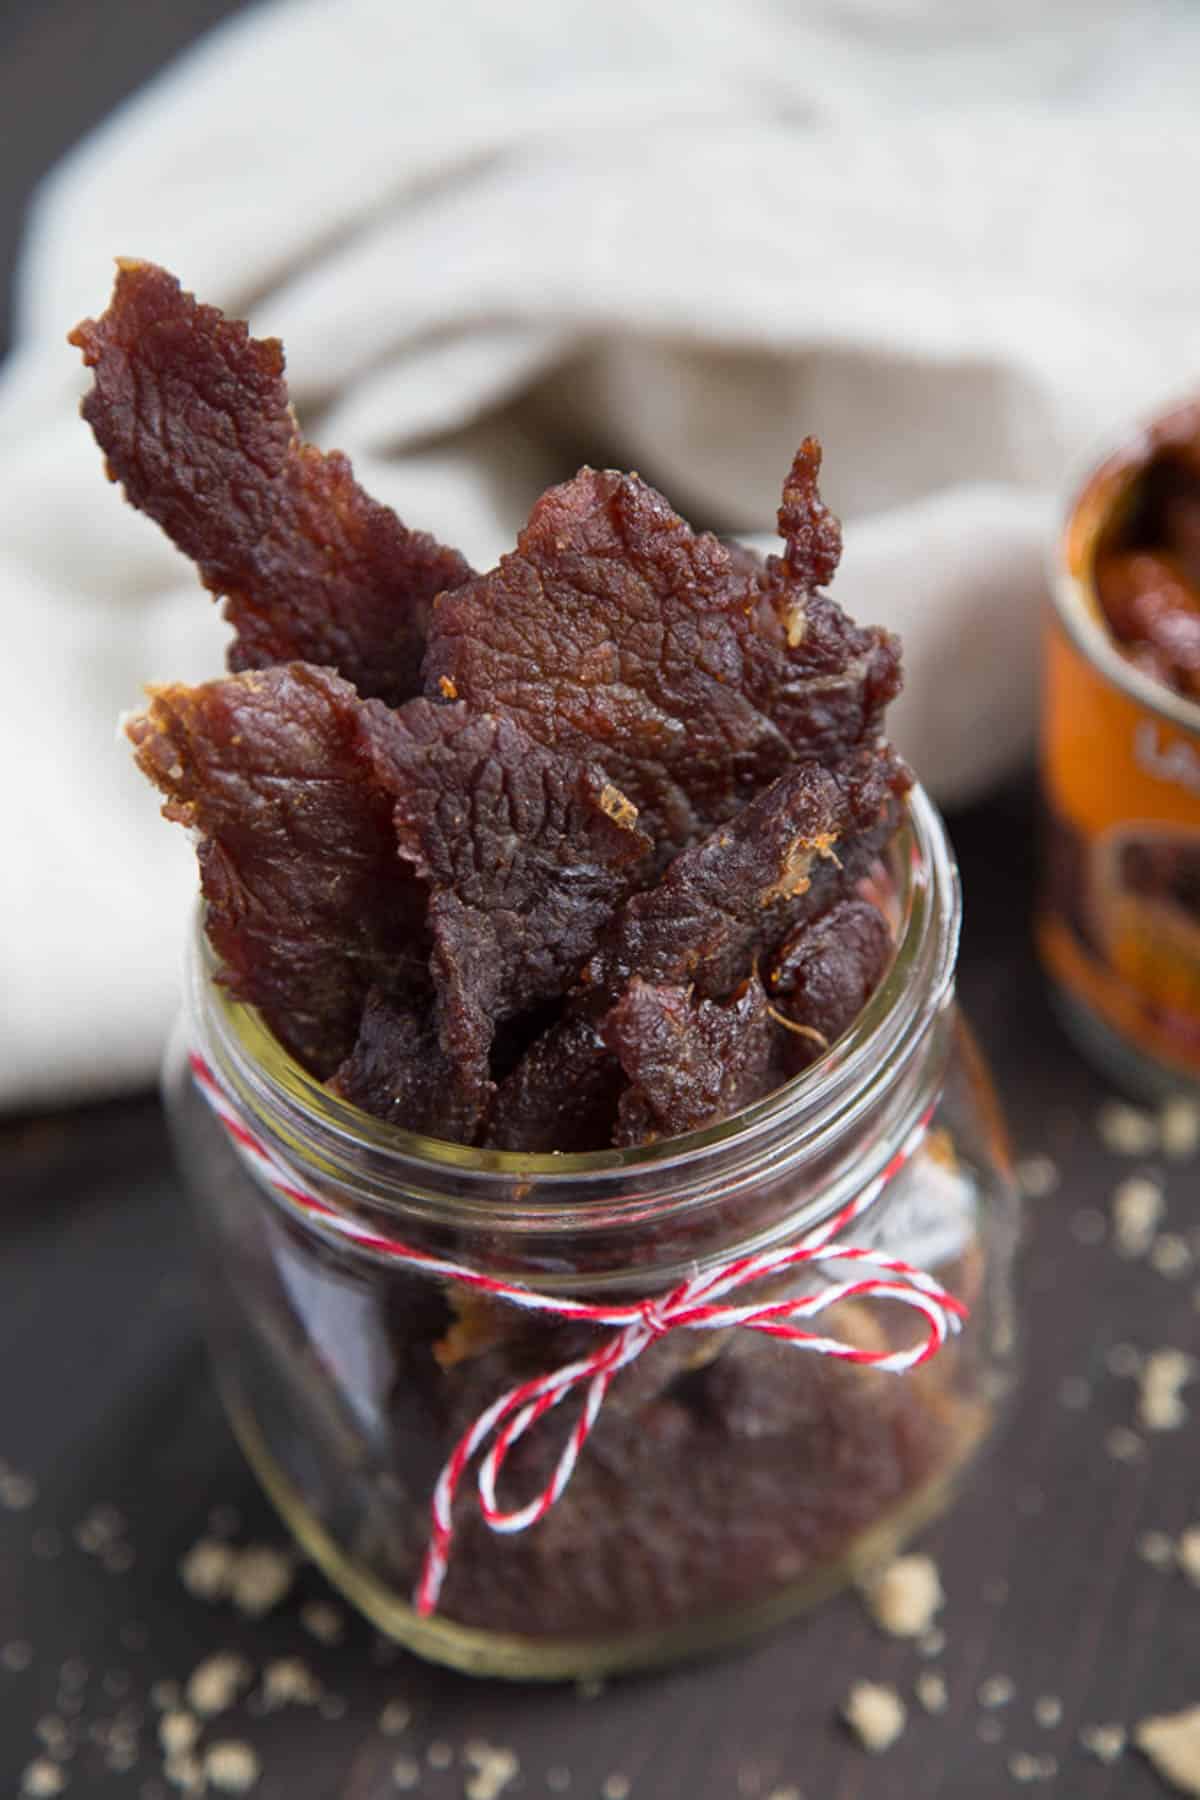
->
979, 1675, 1016, 1709
859, 1552, 944, 1637
915, 1671, 949, 1715
601, 1776, 631, 1800
1137, 1529, 1177, 1569
842, 1681, 906, 1752
464, 1741, 519, 1800
186, 1652, 252, 1717
1135, 1705, 1200, 1795
1105, 1425, 1145, 1462
178, 1537, 236, 1601
1139, 1348, 1195, 1430
159, 1711, 199, 1756
427, 1740, 454, 1770
391, 1754, 420, 1791
260, 1657, 322, 1709
1151, 1234, 1194, 1278
1015, 1153, 1059, 1198
1007, 1751, 1057, 1783
1033, 1696, 1062, 1729
1080, 1723, 1126, 1764
1179, 1524, 1200, 1585
1098, 1100, 1159, 1157
300, 1599, 345, 1645
380, 1698, 413, 1734
1160, 1094, 1200, 1160
204, 1740, 261, 1794
1111, 1176, 1164, 1257
21, 1761, 66, 1797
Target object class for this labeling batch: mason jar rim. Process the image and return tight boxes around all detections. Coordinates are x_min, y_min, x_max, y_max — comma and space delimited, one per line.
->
1052, 391, 1200, 735
186, 778, 960, 1246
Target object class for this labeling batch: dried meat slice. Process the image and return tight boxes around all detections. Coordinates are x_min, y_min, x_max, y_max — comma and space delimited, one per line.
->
765, 897, 895, 1073
605, 976, 779, 1146
423, 441, 900, 858
350, 699, 651, 1141
581, 744, 910, 1007
329, 988, 489, 1144
495, 745, 910, 1150
71, 260, 471, 705
125, 663, 426, 1075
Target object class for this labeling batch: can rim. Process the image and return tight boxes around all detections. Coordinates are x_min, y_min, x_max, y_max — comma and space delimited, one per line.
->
1051, 394, 1200, 736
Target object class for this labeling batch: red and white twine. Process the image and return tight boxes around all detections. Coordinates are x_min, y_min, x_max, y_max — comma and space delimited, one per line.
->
190, 1052, 965, 1617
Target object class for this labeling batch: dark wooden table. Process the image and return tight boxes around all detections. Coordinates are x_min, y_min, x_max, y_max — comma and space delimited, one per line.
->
3, 9, 1198, 1796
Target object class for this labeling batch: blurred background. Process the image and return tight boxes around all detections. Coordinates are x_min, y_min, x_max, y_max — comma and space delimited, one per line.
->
3, 3, 1200, 1797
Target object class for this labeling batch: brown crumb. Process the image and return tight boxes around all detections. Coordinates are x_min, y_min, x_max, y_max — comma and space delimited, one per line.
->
1080, 1723, 1126, 1765
1136, 1706, 1200, 1794
438, 675, 458, 700
1112, 1176, 1164, 1257
1139, 1348, 1194, 1430
859, 1553, 944, 1638
842, 1682, 906, 1753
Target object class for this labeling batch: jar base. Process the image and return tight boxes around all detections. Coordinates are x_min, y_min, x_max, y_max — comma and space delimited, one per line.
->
225, 1388, 992, 1681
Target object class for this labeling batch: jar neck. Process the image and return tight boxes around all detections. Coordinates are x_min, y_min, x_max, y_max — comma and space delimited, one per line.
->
184, 784, 961, 1289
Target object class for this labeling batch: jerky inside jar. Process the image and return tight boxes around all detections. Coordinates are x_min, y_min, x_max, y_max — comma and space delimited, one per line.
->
74, 262, 1020, 1676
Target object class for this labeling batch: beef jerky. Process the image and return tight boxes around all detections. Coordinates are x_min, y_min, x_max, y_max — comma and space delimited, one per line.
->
486, 1015, 623, 1153
605, 976, 779, 1146
125, 663, 426, 1075
765, 897, 894, 1072
329, 988, 488, 1144
423, 440, 900, 858
495, 745, 910, 1150
348, 699, 650, 1141
580, 743, 909, 1008
71, 260, 471, 705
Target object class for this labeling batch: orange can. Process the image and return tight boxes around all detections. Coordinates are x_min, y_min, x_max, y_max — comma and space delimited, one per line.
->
1039, 399, 1200, 1093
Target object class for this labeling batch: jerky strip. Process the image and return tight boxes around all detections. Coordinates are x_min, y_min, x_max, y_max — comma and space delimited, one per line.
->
72, 260, 471, 705
605, 976, 779, 1146
765, 897, 894, 1072
423, 442, 900, 858
125, 663, 426, 1075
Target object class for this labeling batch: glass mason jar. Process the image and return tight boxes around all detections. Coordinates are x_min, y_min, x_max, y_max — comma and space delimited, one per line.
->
163, 782, 1019, 1680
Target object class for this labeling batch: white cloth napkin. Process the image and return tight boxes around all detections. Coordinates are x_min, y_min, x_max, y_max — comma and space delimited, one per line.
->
4, 0, 1200, 1110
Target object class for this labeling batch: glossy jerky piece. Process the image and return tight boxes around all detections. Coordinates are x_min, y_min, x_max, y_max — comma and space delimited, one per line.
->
767, 897, 894, 1067
71, 260, 471, 705
496, 746, 909, 1151
125, 664, 426, 1075
349, 699, 650, 1139
581, 744, 910, 1007
605, 976, 779, 1146
329, 989, 490, 1144
423, 440, 900, 858
355, 700, 650, 1019
486, 1015, 623, 1153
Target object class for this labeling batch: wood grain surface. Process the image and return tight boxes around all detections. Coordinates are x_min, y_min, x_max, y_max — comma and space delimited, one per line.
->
2, 9, 1198, 1795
